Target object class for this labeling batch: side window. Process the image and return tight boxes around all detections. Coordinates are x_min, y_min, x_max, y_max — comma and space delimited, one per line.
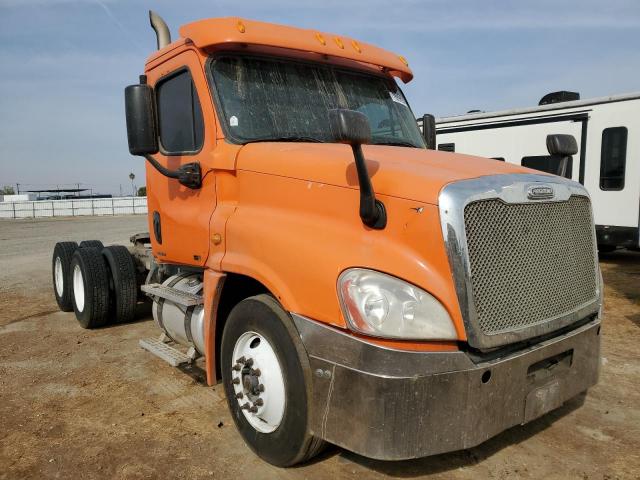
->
491, 157, 505, 162
521, 155, 573, 179
156, 69, 204, 154
600, 127, 627, 190
438, 143, 455, 152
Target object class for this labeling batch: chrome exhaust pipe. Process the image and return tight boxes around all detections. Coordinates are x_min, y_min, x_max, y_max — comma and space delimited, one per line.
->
149, 10, 171, 50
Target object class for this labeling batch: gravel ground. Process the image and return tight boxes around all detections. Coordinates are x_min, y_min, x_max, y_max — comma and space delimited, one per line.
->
0, 216, 638, 479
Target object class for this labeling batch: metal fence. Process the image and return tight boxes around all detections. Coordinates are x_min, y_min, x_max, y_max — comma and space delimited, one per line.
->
0, 196, 148, 219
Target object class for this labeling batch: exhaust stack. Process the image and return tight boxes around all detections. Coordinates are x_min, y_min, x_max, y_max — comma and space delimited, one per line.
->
149, 10, 171, 50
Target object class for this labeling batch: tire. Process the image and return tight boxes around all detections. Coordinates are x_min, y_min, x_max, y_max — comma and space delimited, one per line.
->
79, 240, 104, 250
70, 247, 111, 329
52, 241, 79, 312
102, 245, 138, 324
221, 294, 324, 467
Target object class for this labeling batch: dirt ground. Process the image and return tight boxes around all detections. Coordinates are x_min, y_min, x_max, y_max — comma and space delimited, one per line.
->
0, 216, 638, 480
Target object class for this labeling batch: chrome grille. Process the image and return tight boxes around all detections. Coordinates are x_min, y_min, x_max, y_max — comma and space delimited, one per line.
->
463, 195, 597, 336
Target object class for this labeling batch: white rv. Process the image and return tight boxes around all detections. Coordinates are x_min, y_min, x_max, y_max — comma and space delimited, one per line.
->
430, 92, 640, 251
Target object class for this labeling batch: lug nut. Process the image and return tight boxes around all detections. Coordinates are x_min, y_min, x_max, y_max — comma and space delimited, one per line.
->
258, 384, 265, 392
235, 356, 246, 364
245, 358, 254, 367
235, 392, 243, 399
232, 377, 240, 385
232, 364, 241, 371
252, 368, 261, 377
248, 406, 258, 413
240, 402, 250, 410
254, 398, 264, 406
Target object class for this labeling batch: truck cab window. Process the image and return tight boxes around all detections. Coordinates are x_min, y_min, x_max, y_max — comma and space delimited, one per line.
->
600, 127, 627, 190
210, 55, 425, 148
156, 69, 204, 154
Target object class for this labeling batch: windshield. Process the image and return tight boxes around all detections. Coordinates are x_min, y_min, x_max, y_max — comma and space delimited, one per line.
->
210, 56, 425, 148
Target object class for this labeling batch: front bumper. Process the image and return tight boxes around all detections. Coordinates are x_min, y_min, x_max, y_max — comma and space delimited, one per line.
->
292, 314, 601, 461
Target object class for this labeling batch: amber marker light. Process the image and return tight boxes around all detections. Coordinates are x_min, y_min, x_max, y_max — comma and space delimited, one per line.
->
237, 20, 246, 33
351, 40, 362, 53
398, 55, 409, 66
315, 32, 326, 45
334, 37, 344, 49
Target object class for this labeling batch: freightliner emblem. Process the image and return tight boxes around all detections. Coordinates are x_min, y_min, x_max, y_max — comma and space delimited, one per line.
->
527, 185, 555, 200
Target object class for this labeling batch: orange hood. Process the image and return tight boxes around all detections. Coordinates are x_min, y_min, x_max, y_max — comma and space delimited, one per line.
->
235, 143, 535, 205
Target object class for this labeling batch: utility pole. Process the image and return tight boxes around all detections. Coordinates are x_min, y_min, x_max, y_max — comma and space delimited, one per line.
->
129, 173, 136, 197
16, 183, 19, 194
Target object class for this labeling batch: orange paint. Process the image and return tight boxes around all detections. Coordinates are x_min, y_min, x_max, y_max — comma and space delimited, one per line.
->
141, 17, 544, 379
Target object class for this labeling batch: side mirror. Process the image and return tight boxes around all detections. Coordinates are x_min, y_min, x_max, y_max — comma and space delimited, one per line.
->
328, 108, 371, 145
125, 78, 159, 156
124, 76, 201, 189
328, 109, 386, 230
546, 134, 578, 156
421, 114, 436, 150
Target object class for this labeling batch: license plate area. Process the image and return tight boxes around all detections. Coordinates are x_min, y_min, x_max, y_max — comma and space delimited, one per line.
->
523, 349, 574, 423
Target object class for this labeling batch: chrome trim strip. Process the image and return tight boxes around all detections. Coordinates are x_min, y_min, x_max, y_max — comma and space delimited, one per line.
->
438, 173, 601, 350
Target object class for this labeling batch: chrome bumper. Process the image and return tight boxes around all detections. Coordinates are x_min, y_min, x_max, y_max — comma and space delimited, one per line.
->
292, 314, 601, 461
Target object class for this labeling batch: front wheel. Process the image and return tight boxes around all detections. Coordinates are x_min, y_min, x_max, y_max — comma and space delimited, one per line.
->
221, 295, 324, 467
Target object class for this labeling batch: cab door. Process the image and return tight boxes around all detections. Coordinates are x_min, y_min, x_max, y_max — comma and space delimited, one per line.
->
145, 49, 217, 266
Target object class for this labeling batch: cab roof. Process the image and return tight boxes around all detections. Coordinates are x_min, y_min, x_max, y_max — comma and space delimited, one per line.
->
148, 17, 413, 83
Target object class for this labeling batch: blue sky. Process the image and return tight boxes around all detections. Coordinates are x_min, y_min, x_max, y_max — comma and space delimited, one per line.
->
1, 0, 639, 195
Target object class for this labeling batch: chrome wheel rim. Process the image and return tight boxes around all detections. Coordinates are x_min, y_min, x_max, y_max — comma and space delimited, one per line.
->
73, 264, 85, 312
54, 257, 64, 297
231, 331, 285, 433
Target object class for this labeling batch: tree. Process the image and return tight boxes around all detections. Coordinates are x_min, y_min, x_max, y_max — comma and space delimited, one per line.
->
1, 186, 15, 195
137, 186, 147, 197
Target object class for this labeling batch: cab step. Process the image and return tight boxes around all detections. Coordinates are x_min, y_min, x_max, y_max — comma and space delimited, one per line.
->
139, 334, 198, 367
141, 283, 203, 307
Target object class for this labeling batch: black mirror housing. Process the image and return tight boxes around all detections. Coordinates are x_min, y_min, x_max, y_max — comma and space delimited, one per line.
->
328, 109, 371, 145
328, 109, 386, 229
125, 81, 159, 156
421, 114, 436, 149
546, 134, 578, 156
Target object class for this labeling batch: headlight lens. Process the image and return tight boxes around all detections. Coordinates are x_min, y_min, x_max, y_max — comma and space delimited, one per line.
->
338, 268, 457, 340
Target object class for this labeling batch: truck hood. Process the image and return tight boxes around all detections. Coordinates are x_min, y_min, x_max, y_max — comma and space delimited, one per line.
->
236, 143, 534, 205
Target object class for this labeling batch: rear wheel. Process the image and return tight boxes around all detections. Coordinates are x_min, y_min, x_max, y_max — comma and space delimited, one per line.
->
79, 240, 104, 250
71, 247, 110, 329
52, 241, 78, 312
221, 294, 324, 467
102, 245, 138, 324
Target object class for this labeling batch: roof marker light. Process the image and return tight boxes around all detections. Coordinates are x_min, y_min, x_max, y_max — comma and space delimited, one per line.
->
398, 55, 408, 66
315, 32, 326, 45
237, 20, 246, 33
351, 40, 361, 53
334, 37, 344, 49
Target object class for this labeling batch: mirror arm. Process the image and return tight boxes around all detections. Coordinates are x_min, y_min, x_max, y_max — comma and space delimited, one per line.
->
143, 154, 202, 189
351, 144, 387, 229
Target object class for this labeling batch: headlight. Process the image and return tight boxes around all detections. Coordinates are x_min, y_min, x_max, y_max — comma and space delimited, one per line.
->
338, 268, 457, 340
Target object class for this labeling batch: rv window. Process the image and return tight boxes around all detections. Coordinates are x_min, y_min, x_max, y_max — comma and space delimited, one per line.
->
156, 69, 204, 155
438, 143, 455, 152
600, 127, 627, 191
492, 157, 505, 162
521, 155, 572, 179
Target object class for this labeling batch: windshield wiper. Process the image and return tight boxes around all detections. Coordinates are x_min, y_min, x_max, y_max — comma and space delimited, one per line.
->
243, 135, 324, 144
371, 139, 419, 148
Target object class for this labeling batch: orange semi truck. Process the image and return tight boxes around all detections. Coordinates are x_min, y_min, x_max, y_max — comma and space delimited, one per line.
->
51, 11, 602, 466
